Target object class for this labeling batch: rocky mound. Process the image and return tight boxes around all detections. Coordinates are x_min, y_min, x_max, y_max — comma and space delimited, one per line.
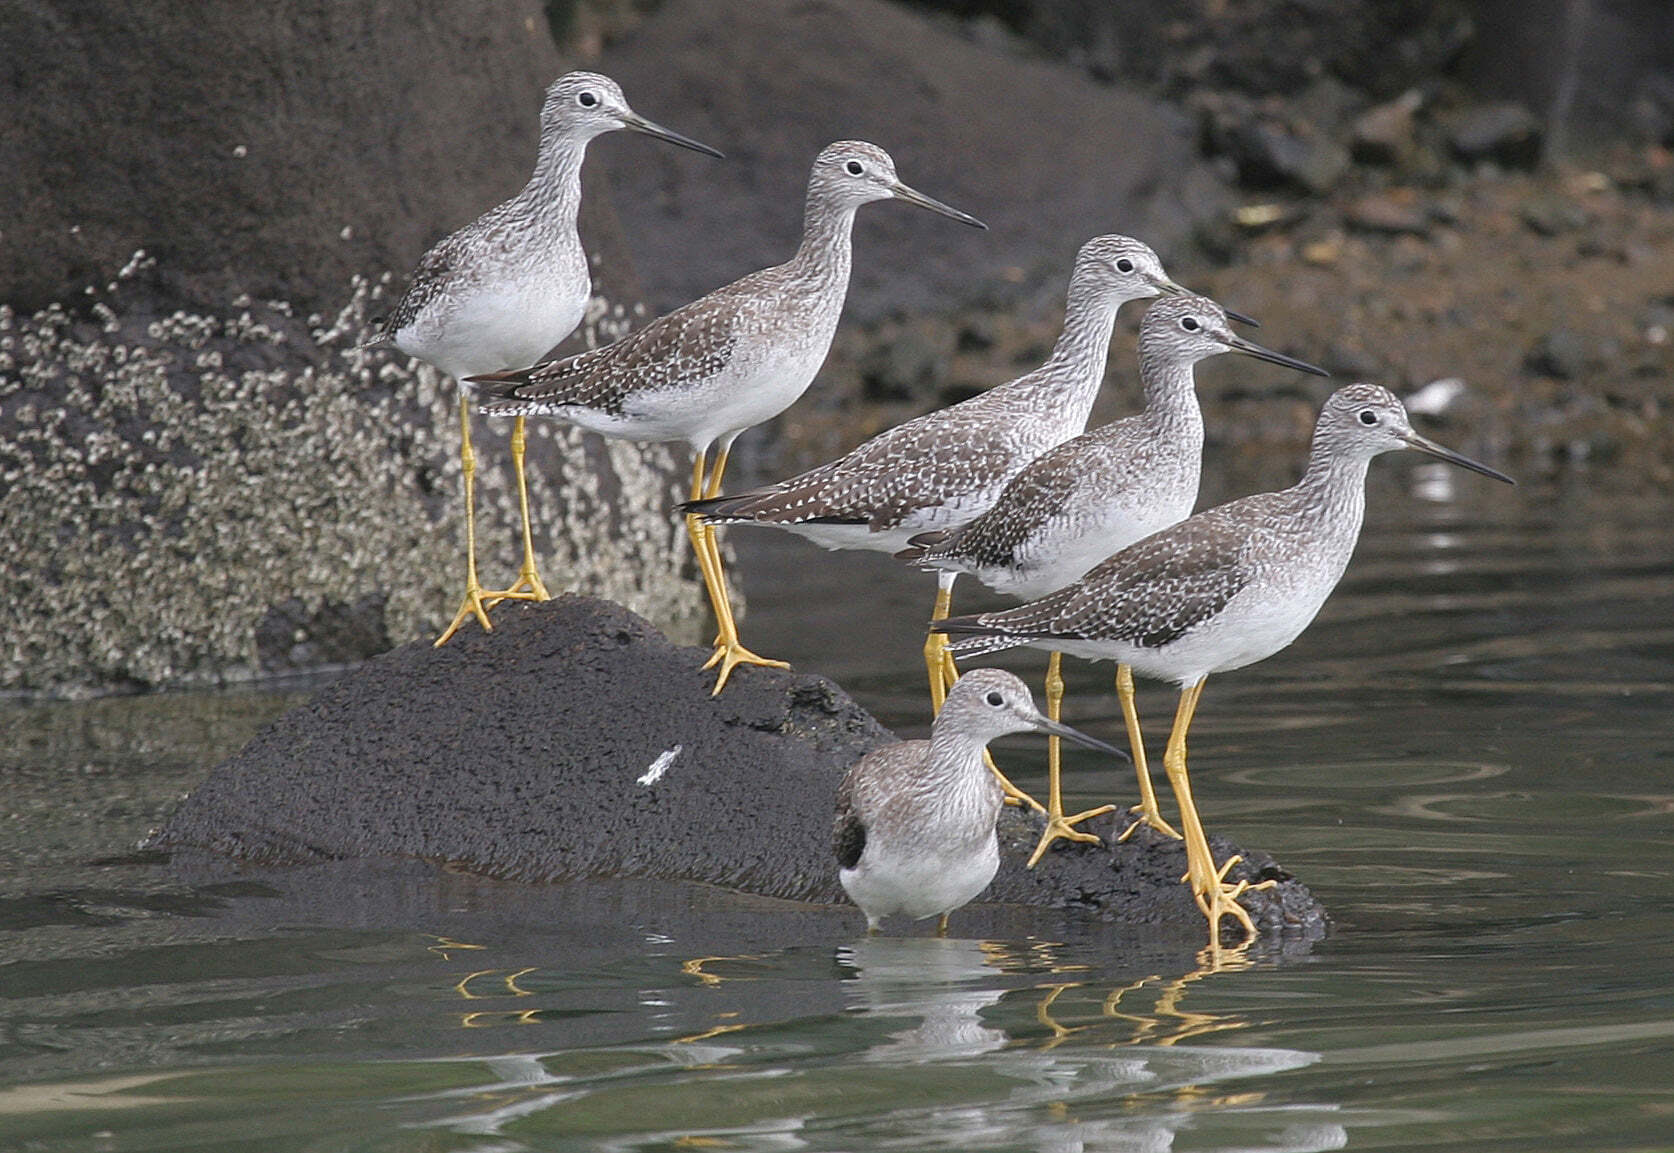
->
151, 595, 1327, 945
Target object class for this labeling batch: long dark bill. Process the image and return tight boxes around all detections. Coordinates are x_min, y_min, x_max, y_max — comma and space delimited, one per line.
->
1031, 716, 1129, 761
891, 182, 987, 229
1403, 430, 1517, 485
622, 113, 725, 159
1227, 333, 1330, 377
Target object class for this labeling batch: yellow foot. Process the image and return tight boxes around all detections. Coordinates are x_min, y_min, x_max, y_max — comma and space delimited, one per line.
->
1117, 803, 1184, 843
1189, 854, 1278, 951
986, 751, 1046, 813
435, 587, 494, 646
701, 641, 791, 695
485, 568, 551, 607
1025, 802, 1118, 869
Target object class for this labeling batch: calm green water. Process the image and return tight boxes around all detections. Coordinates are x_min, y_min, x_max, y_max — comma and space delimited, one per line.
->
4, 467, 1674, 1152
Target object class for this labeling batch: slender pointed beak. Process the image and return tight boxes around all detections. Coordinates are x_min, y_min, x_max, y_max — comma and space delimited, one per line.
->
1029, 715, 1129, 761
1225, 332, 1329, 377
1149, 276, 1260, 327
620, 112, 724, 159
890, 181, 987, 229
1401, 430, 1516, 485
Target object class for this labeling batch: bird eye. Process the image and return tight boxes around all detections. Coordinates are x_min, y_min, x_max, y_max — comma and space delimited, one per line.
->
1358, 409, 1378, 426
577, 90, 599, 108
1115, 258, 1135, 273
1179, 316, 1201, 333
845, 160, 864, 176
985, 691, 1005, 707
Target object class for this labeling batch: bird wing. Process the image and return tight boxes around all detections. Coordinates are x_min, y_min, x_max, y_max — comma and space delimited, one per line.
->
696, 394, 1032, 529
920, 439, 1087, 568
832, 770, 868, 870
970, 500, 1264, 649
473, 285, 747, 415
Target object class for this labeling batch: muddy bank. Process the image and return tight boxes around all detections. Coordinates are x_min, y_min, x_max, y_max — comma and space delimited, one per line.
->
150, 595, 1326, 945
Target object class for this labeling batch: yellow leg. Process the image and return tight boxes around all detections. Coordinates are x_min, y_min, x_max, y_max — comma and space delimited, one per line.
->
925, 582, 954, 714
436, 395, 495, 645
936, 913, 950, 937
689, 447, 790, 695
1160, 679, 1267, 954
486, 416, 551, 605
1025, 652, 1117, 868
1115, 664, 1183, 841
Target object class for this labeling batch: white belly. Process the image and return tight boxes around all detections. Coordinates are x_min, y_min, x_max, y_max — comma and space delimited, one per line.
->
401, 260, 590, 381
841, 835, 1000, 925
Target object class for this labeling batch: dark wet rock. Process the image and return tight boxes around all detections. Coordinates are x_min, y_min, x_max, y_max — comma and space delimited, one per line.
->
1444, 102, 1544, 167
1352, 91, 1424, 166
1517, 194, 1593, 236
1344, 191, 1433, 235
150, 595, 1328, 946
1196, 95, 1351, 195
1525, 327, 1592, 380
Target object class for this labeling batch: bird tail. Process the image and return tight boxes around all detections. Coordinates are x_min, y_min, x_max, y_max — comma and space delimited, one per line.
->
893, 528, 954, 566
930, 613, 1031, 658
465, 368, 540, 415
677, 491, 768, 522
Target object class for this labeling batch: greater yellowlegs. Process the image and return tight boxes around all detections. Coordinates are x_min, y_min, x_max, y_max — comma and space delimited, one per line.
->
834, 668, 1122, 935
363, 72, 721, 646
682, 235, 1228, 713
470, 141, 984, 693
934, 384, 1514, 950
901, 294, 1326, 866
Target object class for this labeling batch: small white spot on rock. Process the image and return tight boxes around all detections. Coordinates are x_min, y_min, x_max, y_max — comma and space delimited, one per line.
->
637, 744, 683, 786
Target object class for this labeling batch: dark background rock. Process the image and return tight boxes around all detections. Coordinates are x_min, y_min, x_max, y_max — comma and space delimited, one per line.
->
151, 595, 1326, 946
0, 0, 675, 318
584, 0, 1232, 321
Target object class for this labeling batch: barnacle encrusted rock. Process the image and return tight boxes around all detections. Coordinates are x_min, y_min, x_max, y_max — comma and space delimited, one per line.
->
0, 256, 702, 695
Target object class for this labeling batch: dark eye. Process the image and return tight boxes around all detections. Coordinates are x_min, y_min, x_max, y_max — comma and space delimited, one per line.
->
845, 160, 864, 176
1358, 409, 1378, 426
985, 691, 1004, 707
577, 90, 599, 108
1116, 258, 1135, 273
1179, 316, 1201, 333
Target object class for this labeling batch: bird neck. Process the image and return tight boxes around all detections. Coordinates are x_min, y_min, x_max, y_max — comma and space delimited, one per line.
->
1135, 346, 1207, 443
523, 132, 589, 231
925, 728, 997, 790
1291, 435, 1373, 551
790, 192, 859, 291
1028, 285, 1123, 428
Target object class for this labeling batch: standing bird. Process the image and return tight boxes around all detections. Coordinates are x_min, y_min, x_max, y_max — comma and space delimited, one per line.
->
901, 295, 1326, 866
834, 668, 1124, 936
683, 236, 1233, 714
934, 385, 1514, 951
362, 72, 722, 646
471, 141, 985, 693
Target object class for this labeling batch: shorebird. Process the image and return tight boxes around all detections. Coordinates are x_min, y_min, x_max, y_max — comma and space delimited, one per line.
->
362, 72, 722, 646
900, 294, 1327, 866
470, 141, 984, 693
834, 668, 1123, 936
933, 384, 1514, 951
682, 236, 1236, 714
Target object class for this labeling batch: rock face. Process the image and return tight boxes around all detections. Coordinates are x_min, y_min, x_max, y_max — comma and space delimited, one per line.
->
151, 596, 1327, 946
587, 0, 1232, 321
1, 0, 641, 317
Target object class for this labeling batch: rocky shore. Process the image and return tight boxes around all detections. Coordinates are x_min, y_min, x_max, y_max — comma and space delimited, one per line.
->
149, 595, 1328, 947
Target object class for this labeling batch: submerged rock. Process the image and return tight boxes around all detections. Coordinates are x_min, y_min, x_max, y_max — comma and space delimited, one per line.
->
151, 595, 1328, 946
